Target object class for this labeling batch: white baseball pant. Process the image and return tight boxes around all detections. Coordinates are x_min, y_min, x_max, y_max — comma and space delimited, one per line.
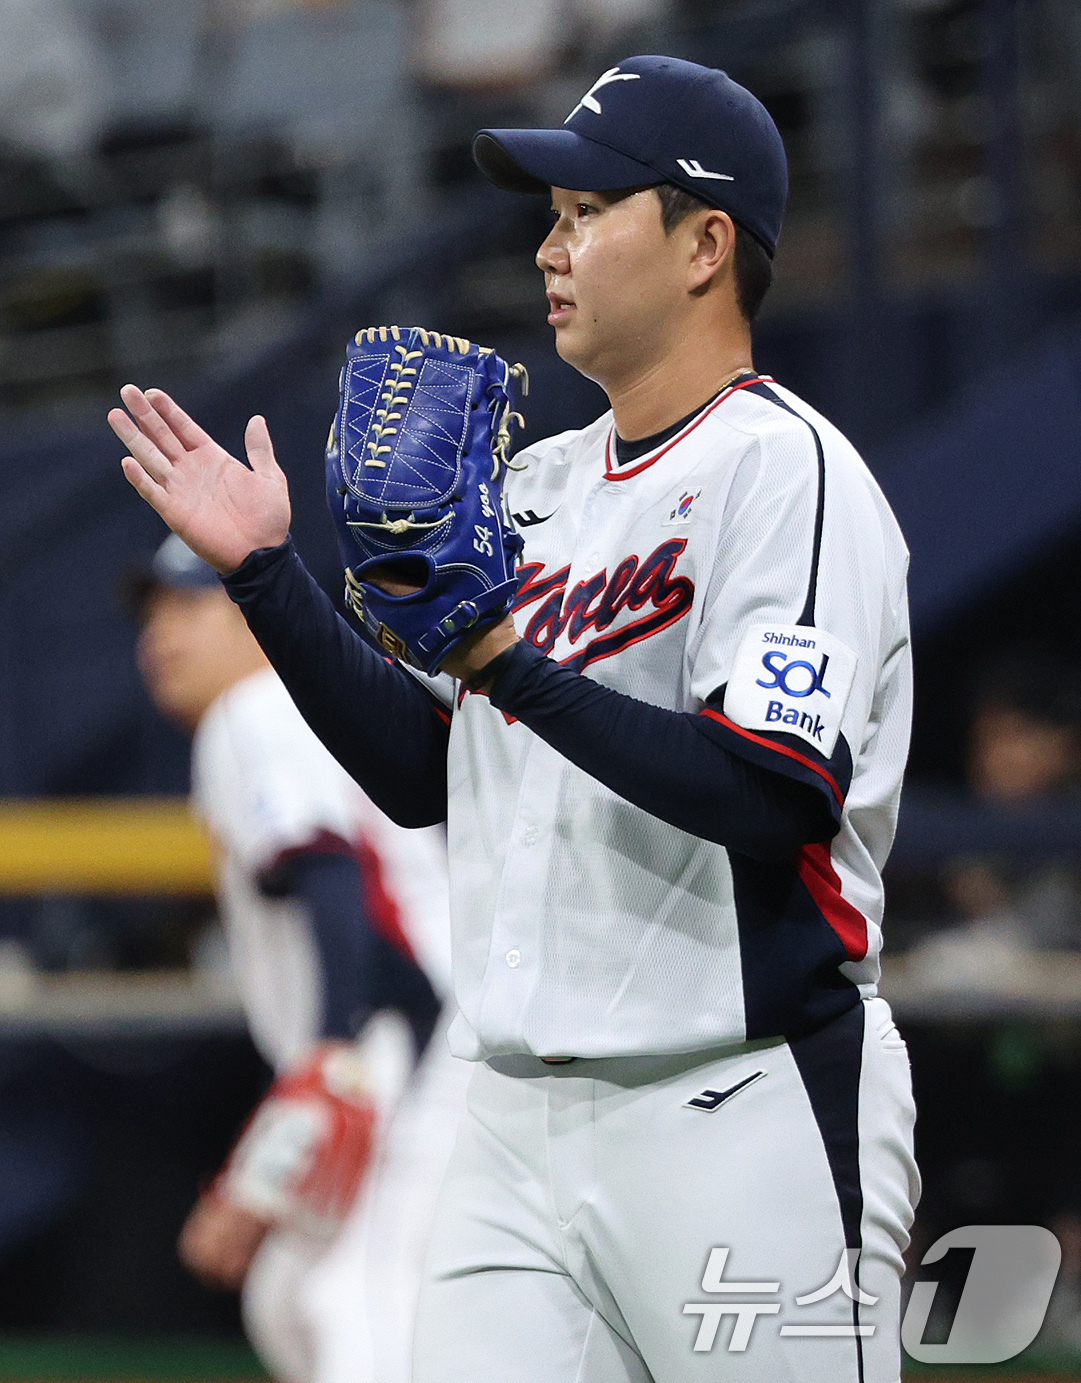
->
413, 996, 919, 1383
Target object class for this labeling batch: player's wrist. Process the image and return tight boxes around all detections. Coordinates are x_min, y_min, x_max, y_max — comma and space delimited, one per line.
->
218, 534, 293, 579
219, 538, 296, 594
445, 618, 521, 687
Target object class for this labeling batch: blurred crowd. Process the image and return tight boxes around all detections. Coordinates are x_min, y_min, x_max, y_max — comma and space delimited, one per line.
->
892, 647, 1081, 974
0, 0, 1079, 414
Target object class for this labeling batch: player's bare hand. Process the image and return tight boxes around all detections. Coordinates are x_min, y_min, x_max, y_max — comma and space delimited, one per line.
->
178, 1192, 269, 1291
108, 385, 291, 574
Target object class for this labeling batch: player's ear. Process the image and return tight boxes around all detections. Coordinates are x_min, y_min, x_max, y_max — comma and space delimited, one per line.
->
686, 209, 737, 294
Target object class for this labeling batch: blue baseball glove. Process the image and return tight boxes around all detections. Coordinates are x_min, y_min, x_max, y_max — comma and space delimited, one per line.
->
326, 326, 528, 675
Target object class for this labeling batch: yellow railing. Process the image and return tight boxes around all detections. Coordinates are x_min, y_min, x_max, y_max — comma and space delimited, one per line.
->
0, 798, 215, 894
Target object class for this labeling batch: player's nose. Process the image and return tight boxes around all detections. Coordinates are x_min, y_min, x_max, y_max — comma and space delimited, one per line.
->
535, 233, 569, 276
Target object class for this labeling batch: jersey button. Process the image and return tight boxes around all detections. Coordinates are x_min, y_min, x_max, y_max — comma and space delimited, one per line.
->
505, 948, 522, 968
522, 825, 539, 846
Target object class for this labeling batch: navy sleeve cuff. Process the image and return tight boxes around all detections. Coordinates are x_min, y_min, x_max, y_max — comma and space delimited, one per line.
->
220, 537, 295, 588
486, 639, 548, 706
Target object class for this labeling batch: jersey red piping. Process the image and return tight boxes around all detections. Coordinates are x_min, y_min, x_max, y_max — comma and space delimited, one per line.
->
798, 842, 869, 962
699, 708, 845, 805
352, 834, 416, 960
603, 376, 776, 481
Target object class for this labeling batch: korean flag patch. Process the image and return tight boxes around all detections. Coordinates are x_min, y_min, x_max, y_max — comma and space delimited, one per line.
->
724, 624, 857, 757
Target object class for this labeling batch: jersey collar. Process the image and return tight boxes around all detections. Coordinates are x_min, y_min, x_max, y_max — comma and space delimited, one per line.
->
602, 375, 774, 481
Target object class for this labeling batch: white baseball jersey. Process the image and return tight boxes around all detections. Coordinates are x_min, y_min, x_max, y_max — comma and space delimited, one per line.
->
427, 376, 911, 1062
191, 667, 453, 1070
191, 668, 470, 1383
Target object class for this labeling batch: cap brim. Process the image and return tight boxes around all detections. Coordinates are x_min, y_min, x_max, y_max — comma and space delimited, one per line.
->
473, 128, 663, 196
119, 561, 220, 619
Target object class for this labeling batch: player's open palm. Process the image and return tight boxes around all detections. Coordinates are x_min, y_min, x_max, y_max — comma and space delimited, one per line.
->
108, 385, 291, 573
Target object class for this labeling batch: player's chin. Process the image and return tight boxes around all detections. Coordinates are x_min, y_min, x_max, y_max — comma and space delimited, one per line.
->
550, 325, 592, 372
152, 683, 205, 732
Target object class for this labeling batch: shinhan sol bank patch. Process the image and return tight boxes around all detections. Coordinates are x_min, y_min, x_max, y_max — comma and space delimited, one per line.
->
723, 623, 858, 758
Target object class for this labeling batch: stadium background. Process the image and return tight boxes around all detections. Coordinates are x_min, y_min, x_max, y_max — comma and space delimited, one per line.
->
0, 0, 1078, 1378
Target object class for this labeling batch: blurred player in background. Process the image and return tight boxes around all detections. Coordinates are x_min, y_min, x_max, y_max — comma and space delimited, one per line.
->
131, 532, 468, 1383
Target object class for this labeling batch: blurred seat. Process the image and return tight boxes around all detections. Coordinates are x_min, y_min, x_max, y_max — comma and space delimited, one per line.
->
0, 0, 111, 161
211, 0, 419, 273
211, 0, 409, 156
74, 0, 203, 127
417, 0, 561, 88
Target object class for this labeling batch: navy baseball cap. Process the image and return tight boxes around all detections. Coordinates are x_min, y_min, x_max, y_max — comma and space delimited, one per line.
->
124, 533, 220, 614
473, 55, 787, 256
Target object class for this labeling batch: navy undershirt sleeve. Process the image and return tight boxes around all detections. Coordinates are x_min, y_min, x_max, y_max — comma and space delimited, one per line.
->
221, 542, 833, 857
485, 641, 837, 861
221, 541, 449, 828
262, 850, 441, 1055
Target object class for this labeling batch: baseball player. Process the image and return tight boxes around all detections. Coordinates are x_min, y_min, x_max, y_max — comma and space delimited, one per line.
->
132, 533, 469, 1383
110, 54, 919, 1383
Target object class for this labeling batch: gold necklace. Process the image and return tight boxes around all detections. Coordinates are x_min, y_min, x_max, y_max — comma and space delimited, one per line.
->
717, 366, 755, 393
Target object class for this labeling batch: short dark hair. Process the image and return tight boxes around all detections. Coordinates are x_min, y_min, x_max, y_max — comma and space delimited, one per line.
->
654, 183, 774, 322
972, 646, 1081, 731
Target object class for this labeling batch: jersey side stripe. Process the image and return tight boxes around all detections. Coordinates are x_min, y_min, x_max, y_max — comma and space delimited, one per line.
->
730, 854, 860, 1041
788, 1003, 868, 1380
798, 842, 869, 963
742, 381, 826, 628
699, 708, 845, 805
